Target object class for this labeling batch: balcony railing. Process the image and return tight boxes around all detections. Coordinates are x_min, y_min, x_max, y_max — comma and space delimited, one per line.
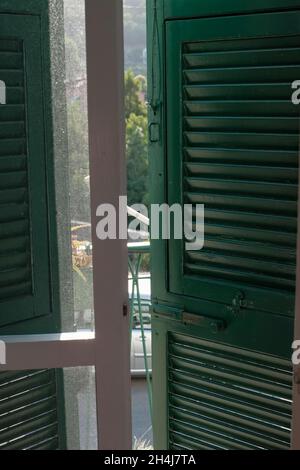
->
128, 241, 152, 421
72, 222, 153, 424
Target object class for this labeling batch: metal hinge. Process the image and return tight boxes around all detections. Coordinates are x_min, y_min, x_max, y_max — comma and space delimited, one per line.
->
123, 303, 128, 317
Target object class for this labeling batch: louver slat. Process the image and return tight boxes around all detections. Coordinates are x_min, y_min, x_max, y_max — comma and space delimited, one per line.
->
0, 371, 60, 450
168, 333, 292, 450
180, 36, 299, 300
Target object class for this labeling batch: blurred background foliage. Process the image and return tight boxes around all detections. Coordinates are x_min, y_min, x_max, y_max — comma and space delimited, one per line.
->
64, 0, 148, 224
64, 0, 149, 316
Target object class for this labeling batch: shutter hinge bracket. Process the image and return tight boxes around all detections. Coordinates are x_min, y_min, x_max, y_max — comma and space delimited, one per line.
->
123, 303, 128, 317
149, 121, 160, 143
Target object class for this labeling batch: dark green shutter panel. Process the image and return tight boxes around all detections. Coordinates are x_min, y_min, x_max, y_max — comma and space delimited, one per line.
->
0, 38, 32, 314
167, 11, 300, 316
0, 14, 55, 328
0, 7, 66, 450
149, 1, 300, 451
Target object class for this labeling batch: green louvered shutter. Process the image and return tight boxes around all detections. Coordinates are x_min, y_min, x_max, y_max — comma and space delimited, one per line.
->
0, 16, 55, 327
148, 1, 300, 450
0, 370, 63, 450
0, 6, 66, 450
167, 11, 300, 316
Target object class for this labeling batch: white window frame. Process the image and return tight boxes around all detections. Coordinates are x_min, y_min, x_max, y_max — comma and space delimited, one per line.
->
0, 0, 132, 451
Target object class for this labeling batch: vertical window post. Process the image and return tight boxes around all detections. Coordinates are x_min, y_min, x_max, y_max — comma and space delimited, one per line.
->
85, 0, 132, 450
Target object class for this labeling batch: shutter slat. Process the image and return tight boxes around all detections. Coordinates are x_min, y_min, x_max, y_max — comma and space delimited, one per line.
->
0, 39, 21, 53
0, 155, 26, 172
0, 106, 25, 121
184, 100, 298, 117
0, 267, 31, 287
0, 202, 28, 222
0, 71, 24, 86
184, 35, 300, 53
186, 192, 297, 217
185, 131, 298, 150
5, 87, 25, 104
0, 219, 29, 239
186, 177, 297, 199
185, 147, 298, 167
0, 122, 25, 139
185, 162, 298, 183
184, 66, 300, 85
0, 235, 30, 254
0, 171, 28, 190
0, 188, 27, 205
184, 83, 294, 100
0, 139, 25, 157
0, 52, 23, 69
183, 47, 300, 68
185, 116, 299, 133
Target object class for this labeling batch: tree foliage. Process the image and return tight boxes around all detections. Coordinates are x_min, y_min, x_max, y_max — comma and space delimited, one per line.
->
67, 100, 90, 223
125, 70, 147, 119
125, 71, 149, 207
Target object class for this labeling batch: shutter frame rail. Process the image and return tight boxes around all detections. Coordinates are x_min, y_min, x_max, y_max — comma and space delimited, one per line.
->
0, 333, 95, 371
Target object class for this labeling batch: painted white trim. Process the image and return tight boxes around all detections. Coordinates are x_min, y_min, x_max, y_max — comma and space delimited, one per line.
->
0, 0, 131, 451
0, 332, 95, 343
85, 0, 132, 450
0, 333, 95, 371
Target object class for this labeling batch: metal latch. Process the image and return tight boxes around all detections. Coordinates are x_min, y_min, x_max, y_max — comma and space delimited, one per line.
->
182, 312, 227, 334
152, 304, 227, 333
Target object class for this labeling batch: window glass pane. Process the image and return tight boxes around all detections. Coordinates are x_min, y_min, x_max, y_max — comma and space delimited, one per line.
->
63, 367, 97, 450
124, 0, 153, 449
63, 0, 94, 332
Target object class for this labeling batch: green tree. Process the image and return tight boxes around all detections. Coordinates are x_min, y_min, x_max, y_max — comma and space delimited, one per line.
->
67, 100, 90, 222
126, 113, 148, 207
125, 70, 149, 207
125, 69, 147, 119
